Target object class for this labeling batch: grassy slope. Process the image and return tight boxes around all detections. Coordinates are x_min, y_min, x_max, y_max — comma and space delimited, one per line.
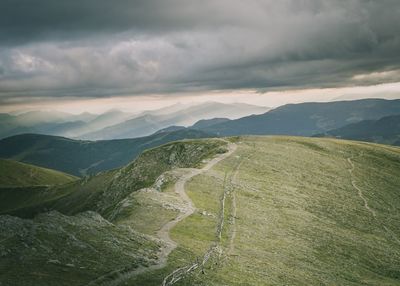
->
0, 159, 77, 187
0, 211, 160, 286
1, 136, 399, 285
0, 139, 227, 218
0, 139, 228, 286
130, 136, 400, 286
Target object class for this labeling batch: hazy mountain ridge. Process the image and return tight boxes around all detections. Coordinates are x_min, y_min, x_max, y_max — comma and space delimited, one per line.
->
0, 102, 269, 140
80, 102, 269, 140
316, 114, 400, 146
0, 129, 214, 176
199, 99, 400, 137
191, 117, 231, 129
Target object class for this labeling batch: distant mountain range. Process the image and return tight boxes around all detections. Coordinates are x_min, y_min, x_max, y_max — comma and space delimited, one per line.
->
0, 109, 131, 139
1, 98, 399, 177
196, 99, 400, 137
0, 129, 214, 176
315, 115, 400, 146
0, 102, 269, 140
80, 102, 268, 140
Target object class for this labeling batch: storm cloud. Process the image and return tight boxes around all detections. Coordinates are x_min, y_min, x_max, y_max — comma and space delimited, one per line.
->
0, 0, 400, 103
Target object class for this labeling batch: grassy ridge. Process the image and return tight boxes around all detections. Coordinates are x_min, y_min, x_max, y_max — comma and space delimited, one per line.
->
0, 159, 77, 187
130, 136, 400, 285
1, 136, 399, 285
0, 139, 228, 286
0, 139, 227, 219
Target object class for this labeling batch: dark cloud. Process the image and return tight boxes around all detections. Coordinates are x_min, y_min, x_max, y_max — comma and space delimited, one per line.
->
0, 0, 236, 44
0, 0, 400, 103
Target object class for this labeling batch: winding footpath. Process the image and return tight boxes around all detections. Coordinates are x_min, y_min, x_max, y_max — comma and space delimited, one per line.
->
347, 154, 400, 245
162, 142, 237, 286
227, 156, 245, 256
347, 156, 376, 217
88, 142, 237, 286
157, 141, 237, 265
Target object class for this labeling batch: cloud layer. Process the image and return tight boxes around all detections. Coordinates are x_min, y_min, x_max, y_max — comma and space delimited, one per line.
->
1, 0, 400, 104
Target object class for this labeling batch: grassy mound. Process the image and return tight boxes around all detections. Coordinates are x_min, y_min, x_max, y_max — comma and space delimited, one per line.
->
0, 159, 77, 187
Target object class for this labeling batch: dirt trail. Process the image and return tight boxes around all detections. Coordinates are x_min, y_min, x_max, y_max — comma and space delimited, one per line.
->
157, 141, 237, 263
87, 142, 237, 286
162, 142, 238, 286
347, 156, 376, 217
347, 155, 400, 245
227, 157, 245, 255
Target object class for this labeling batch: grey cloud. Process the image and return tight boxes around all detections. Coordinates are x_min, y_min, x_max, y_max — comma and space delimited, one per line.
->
0, 0, 400, 103
0, 0, 236, 44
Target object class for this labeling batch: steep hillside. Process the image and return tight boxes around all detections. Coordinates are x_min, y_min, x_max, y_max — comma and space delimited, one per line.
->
317, 114, 400, 145
0, 211, 160, 286
202, 99, 400, 136
0, 159, 77, 187
0, 129, 213, 176
0, 139, 227, 218
0, 139, 228, 286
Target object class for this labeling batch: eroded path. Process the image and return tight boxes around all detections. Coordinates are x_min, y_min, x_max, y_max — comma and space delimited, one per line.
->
161, 142, 238, 285
88, 141, 237, 286
157, 141, 237, 265
347, 154, 400, 245
347, 156, 376, 217
227, 156, 246, 256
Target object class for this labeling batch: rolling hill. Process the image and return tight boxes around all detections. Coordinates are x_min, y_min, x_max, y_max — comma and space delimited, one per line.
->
200, 99, 400, 136
0, 129, 214, 176
0, 136, 399, 285
0, 159, 77, 187
316, 114, 400, 146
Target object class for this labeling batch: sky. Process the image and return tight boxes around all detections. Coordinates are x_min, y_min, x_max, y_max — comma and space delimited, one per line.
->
1, 0, 400, 113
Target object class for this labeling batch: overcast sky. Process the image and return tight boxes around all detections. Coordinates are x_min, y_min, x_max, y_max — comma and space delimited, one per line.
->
1, 0, 400, 112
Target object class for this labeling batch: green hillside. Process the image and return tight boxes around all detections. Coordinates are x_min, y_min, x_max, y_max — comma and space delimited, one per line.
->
0, 129, 214, 176
0, 136, 399, 286
318, 114, 400, 146
0, 139, 228, 286
0, 159, 77, 187
129, 136, 400, 286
